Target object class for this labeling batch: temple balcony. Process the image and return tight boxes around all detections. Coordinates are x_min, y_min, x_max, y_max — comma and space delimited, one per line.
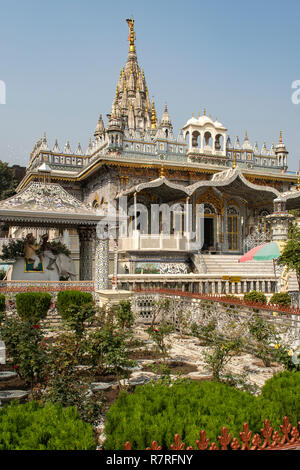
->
118, 233, 189, 252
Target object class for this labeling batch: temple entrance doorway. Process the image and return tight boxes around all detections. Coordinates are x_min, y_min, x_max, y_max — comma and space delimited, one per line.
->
203, 217, 215, 251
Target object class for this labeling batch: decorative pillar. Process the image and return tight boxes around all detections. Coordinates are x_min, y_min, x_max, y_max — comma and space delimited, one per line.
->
266, 198, 295, 241
94, 235, 109, 291
78, 226, 95, 280
112, 238, 119, 290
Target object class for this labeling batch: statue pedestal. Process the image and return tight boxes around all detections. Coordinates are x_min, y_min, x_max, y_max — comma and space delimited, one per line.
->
96, 289, 134, 308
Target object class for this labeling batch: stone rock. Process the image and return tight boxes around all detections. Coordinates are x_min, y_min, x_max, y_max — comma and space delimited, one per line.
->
129, 371, 158, 386
186, 371, 213, 380
0, 390, 29, 403
0, 371, 17, 381
91, 382, 116, 391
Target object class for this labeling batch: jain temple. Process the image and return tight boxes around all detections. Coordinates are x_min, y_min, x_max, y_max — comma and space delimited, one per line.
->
0, 19, 300, 300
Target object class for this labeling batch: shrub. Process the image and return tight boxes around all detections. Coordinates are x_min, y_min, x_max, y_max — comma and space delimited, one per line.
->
244, 291, 267, 305
260, 371, 300, 425
0, 401, 96, 450
0, 316, 48, 387
15, 292, 51, 324
114, 300, 134, 329
104, 381, 283, 450
39, 374, 103, 425
269, 292, 291, 307
57, 290, 93, 319
247, 314, 278, 367
147, 322, 174, 362
62, 302, 96, 338
83, 318, 135, 375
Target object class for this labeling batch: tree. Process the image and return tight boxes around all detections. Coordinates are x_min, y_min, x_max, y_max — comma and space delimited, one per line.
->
0, 160, 17, 200
277, 224, 300, 303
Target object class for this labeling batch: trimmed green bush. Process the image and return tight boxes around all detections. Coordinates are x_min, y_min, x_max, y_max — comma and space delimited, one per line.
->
244, 290, 267, 304
104, 372, 300, 450
103, 380, 283, 450
261, 371, 300, 422
0, 401, 96, 450
57, 290, 93, 319
269, 292, 291, 307
15, 292, 51, 323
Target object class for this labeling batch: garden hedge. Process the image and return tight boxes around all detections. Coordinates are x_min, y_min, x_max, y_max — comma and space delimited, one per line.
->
244, 290, 267, 304
57, 290, 93, 320
269, 292, 291, 307
104, 372, 300, 450
0, 401, 96, 450
15, 292, 51, 323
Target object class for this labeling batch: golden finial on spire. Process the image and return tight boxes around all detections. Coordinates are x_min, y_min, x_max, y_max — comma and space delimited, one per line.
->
245, 130, 248, 140
279, 130, 283, 143
198, 112, 200, 118
151, 99, 157, 130
126, 18, 136, 53
204, 108, 206, 116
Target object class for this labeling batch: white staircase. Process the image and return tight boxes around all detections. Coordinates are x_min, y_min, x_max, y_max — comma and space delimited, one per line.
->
198, 254, 298, 292
201, 255, 275, 276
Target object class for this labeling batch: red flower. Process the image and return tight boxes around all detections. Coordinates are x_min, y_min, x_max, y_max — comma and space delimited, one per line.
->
33, 325, 40, 329
153, 329, 158, 333
13, 365, 18, 369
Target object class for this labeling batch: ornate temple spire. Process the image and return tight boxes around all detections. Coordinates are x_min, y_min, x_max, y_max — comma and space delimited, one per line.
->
151, 100, 157, 130
103, 18, 152, 137
94, 114, 105, 138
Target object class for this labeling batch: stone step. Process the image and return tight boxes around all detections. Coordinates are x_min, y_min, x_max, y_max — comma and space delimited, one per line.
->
0, 390, 29, 403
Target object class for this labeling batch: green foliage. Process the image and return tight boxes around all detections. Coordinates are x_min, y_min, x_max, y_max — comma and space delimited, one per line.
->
0, 237, 71, 261
0, 401, 96, 450
277, 224, 300, 290
191, 319, 217, 345
0, 269, 6, 280
244, 290, 267, 305
15, 292, 51, 324
83, 314, 135, 375
0, 160, 17, 200
1, 238, 25, 260
45, 240, 71, 257
147, 322, 174, 362
269, 292, 291, 307
63, 302, 96, 338
39, 374, 103, 425
114, 300, 134, 329
202, 335, 244, 381
261, 371, 300, 425
0, 316, 49, 387
273, 344, 300, 371
247, 314, 278, 367
57, 290, 93, 319
104, 380, 290, 450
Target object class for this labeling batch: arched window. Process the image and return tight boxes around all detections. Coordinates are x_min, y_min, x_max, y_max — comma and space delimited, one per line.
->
215, 134, 223, 151
192, 131, 200, 147
204, 131, 212, 150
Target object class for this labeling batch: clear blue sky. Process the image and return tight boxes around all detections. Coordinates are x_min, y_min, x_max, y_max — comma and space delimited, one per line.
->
0, 0, 299, 171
